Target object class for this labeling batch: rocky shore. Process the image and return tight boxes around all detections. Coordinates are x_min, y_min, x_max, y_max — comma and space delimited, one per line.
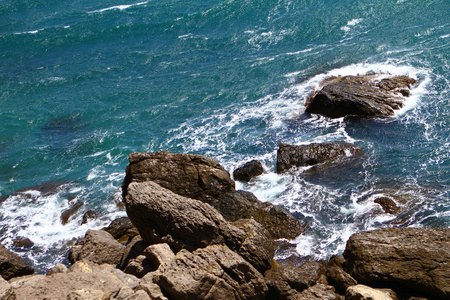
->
1, 74, 448, 299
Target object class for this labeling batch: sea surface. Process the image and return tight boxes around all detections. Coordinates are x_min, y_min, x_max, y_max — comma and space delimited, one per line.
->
1, 0, 449, 273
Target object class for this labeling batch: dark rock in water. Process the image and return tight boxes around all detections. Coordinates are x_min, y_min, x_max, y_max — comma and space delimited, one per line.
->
0, 243, 34, 280
68, 229, 125, 266
277, 142, 361, 173
122, 151, 235, 203
124, 181, 245, 252
265, 261, 326, 299
61, 200, 83, 225
305, 74, 417, 118
233, 160, 264, 182
13, 237, 34, 249
154, 245, 268, 300
212, 190, 304, 240
81, 210, 98, 224
343, 227, 450, 299
374, 197, 400, 214
102, 217, 139, 245
232, 218, 275, 273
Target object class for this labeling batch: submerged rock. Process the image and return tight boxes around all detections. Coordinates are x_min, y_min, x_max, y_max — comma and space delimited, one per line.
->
277, 143, 361, 173
122, 151, 235, 203
305, 74, 417, 118
233, 160, 264, 182
343, 227, 450, 299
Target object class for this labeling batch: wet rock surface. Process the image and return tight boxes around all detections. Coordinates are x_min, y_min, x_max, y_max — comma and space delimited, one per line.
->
233, 160, 264, 182
0, 244, 34, 280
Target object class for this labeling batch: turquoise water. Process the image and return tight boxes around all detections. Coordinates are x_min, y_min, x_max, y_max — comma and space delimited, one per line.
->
1, 0, 449, 272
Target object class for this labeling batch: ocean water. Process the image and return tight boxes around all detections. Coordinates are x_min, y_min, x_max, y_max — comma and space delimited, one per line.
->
1, 0, 449, 272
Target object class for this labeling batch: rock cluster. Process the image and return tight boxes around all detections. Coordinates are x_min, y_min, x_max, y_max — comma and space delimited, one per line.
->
1, 150, 449, 300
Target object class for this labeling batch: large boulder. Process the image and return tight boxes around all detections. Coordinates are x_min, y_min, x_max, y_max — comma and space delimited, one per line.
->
102, 217, 139, 244
9, 261, 140, 299
277, 143, 361, 173
233, 160, 264, 182
212, 190, 304, 240
305, 74, 417, 118
68, 229, 125, 266
154, 244, 268, 300
343, 227, 450, 299
124, 181, 245, 252
122, 151, 235, 203
0, 244, 34, 280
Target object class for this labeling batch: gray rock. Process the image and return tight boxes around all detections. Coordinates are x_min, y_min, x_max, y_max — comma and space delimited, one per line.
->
69, 229, 125, 266
305, 74, 417, 118
277, 143, 361, 173
0, 243, 34, 280
122, 151, 235, 203
212, 190, 304, 240
233, 160, 264, 182
124, 181, 245, 252
155, 245, 268, 300
343, 228, 450, 299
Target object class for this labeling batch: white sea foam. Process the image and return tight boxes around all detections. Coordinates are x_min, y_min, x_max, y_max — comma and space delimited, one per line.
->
88, 1, 149, 14
341, 18, 364, 33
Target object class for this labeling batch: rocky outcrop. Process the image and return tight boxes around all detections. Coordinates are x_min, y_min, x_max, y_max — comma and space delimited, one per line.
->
124, 181, 245, 252
233, 160, 264, 182
345, 284, 398, 300
326, 255, 357, 295
277, 143, 361, 173
305, 74, 417, 118
212, 190, 304, 239
154, 245, 268, 300
68, 229, 125, 266
122, 151, 235, 203
374, 197, 400, 214
343, 227, 450, 299
0, 244, 34, 280
102, 217, 139, 244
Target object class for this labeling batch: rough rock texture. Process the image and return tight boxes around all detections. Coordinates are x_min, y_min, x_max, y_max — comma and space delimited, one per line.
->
296, 283, 339, 300
343, 228, 450, 299
143, 244, 175, 268
374, 197, 400, 214
233, 160, 264, 182
68, 229, 125, 266
212, 190, 304, 240
0, 244, 34, 280
232, 218, 275, 273
154, 245, 268, 300
9, 261, 141, 299
124, 255, 154, 278
102, 217, 139, 244
124, 181, 245, 252
0, 276, 15, 299
345, 284, 398, 300
326, 266, 357, 295
305, 74, 417, 118
265, 261, 326, 299
277, 143, 361, 173
46, 263, 68, 276
122, 151, 235, 203
119, 235, 148, 271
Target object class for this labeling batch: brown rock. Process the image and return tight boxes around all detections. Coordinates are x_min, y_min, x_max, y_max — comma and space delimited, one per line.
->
124, 255, 155, 278
305, 74, 417, 118
296, 283, 339, 300
119, 235, 148, 271
124, 181, 245, 252
102, 217, 139, 244
345, 284, 398, 300
0, 276, 15, 299
122, 151, 235, 203
12, 238, 34, 249
277, 143, 361, 173
233, 160, 264, 182
0, 244, 34, 280
374, 197, 400, 214
61, 201, 83, 225
81, 210, 98, 224
212, 190, 304, 239
155, 245, 268, 300
343, 228, 450, 299
143, 244, 175, 268
326, 265, 357, 294
68, 229, 125, 266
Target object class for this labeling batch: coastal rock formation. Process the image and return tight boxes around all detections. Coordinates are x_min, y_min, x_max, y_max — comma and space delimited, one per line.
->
212, 190, 304, 239
305, 74, 417, 118
343, 227, 450, 299
277, 143, 361, 173
345, 284, 398, 300
68, 229, 125, 266
326, 255, 357, 294
0, 244, 34, 280
154, 245, 268, 300
124, 181, 245, 252
102, 217, 139, 244
122, 151, 235, 203
233, 160, 264, 182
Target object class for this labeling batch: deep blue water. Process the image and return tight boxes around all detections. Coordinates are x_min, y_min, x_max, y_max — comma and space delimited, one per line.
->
1, 0, 449, 272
